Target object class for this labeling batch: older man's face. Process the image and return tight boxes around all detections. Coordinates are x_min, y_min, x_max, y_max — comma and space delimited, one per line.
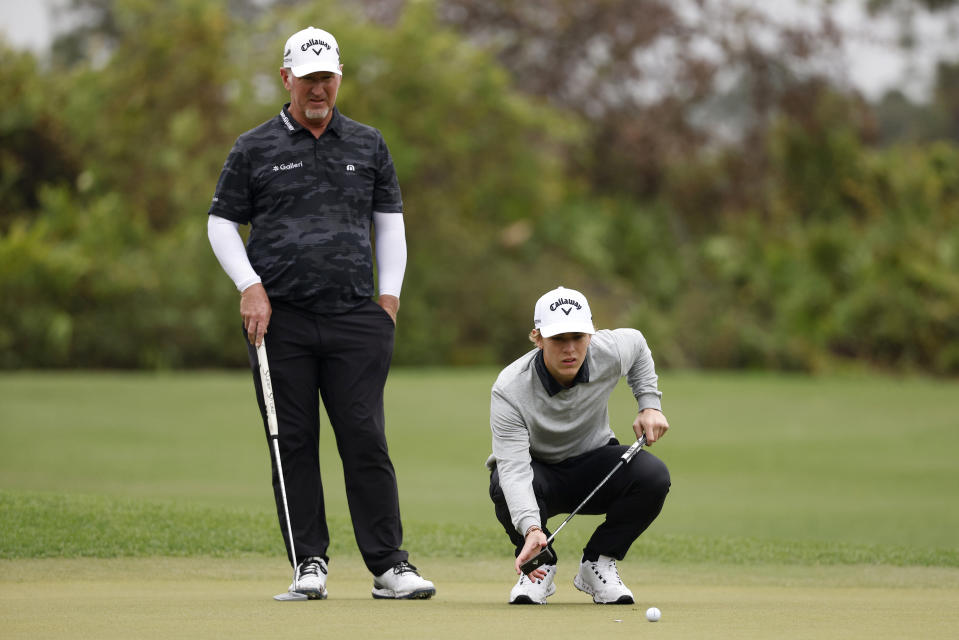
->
281, 68, 341, 126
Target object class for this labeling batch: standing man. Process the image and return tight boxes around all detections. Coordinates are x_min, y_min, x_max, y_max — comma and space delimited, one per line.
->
487, 286, 670, 605
207, 26, 435, 601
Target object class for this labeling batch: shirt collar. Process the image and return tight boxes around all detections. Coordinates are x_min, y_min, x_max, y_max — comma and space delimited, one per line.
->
534, 349, 590, 397
279, 104, 342, 137
325, 107, 343, 136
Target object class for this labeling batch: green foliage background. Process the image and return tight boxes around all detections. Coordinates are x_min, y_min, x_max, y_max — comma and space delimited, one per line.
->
1, 0, 958, 373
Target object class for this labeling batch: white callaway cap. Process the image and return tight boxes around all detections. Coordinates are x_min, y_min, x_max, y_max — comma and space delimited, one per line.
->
533, 286, 596, 338
283, 27, 342, 77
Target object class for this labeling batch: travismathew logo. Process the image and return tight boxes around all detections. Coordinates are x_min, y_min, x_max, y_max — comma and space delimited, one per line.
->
550, 297, 582, 315
273, 161, 303, 172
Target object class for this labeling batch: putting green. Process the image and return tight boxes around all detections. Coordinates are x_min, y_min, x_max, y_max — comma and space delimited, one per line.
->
2, 557, 957, 639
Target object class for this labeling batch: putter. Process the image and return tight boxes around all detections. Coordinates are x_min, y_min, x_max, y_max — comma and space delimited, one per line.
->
519, 434, 648, 575
257, 340, 309, 602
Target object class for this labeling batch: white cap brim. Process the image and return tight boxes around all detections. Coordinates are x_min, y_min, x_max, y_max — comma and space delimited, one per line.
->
538, 319, 596, 338
290, 62, 341, 77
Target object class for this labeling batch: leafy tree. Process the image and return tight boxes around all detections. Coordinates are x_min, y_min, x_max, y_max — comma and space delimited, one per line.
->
430, 1, 848, 206
0, 0, 582, 367
0, 46, 80, 229
2, 0, 958, 373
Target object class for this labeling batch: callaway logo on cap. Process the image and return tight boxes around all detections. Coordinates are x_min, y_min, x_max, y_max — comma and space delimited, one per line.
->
283, 27, 342, 77
533, 286, 596, 337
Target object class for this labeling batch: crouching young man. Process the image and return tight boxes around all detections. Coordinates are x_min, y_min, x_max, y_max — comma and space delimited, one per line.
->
486, 286, 671, 604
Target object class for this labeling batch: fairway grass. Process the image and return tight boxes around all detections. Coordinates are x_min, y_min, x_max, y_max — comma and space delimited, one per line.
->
3, 489, 957, 565
2, 556, 958, 639
2, 369, 958, 637
3, 369, 958, 549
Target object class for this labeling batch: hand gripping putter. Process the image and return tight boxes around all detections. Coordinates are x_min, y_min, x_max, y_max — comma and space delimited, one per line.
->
519, 434, 648, 575
257, 340, 310, 602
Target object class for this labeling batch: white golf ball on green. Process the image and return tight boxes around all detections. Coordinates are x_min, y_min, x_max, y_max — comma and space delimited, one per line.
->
645, 606, 661, 622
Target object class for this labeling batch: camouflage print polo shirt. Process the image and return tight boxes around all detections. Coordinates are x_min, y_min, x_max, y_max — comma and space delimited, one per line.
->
208, 105, 403, 314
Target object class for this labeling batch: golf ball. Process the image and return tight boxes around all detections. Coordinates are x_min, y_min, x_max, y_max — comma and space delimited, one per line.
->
645, 607, 661, 622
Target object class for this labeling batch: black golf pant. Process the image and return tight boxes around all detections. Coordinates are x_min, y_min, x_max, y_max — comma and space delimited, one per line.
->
247, 300, 407, 576
489, 439, 670, 563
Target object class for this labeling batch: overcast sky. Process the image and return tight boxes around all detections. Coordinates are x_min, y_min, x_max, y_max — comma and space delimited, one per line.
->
0, 1, 50, 52
2, 0, 957, 101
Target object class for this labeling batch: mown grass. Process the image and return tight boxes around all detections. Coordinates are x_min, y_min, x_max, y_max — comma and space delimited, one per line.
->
3, 490, 957, 566
1, 369, 957, 565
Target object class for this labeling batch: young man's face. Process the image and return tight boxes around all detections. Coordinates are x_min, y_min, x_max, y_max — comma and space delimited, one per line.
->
535, 332, 591, 387
281, 68, 341, 126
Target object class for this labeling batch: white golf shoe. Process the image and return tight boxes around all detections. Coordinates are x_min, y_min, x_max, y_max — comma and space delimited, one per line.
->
509, 563, 557, 604
372, 561, 436, 599
288, 556, 328, 600
573, 555, 634, 604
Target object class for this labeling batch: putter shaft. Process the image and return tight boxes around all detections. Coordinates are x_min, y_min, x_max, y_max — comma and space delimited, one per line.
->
519, 435, 647, 575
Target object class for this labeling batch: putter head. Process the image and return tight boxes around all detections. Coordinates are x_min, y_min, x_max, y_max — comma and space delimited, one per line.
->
519, 546, 556, 575
274, 591, 309, 601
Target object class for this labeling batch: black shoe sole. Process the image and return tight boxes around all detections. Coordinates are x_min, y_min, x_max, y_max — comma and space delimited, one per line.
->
509, 596, 545, 605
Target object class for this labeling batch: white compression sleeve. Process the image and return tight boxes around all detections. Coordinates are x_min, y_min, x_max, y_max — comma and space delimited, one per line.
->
373, 211, 407, 297
207, 214, 261, 292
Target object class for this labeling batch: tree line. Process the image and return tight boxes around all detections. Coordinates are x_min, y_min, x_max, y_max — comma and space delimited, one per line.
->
1, 0, 957, 373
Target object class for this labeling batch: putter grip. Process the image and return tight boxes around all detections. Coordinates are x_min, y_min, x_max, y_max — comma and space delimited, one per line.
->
256, 341, 279, 438
621, 434, 647, 462
519, 547, 556, 575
